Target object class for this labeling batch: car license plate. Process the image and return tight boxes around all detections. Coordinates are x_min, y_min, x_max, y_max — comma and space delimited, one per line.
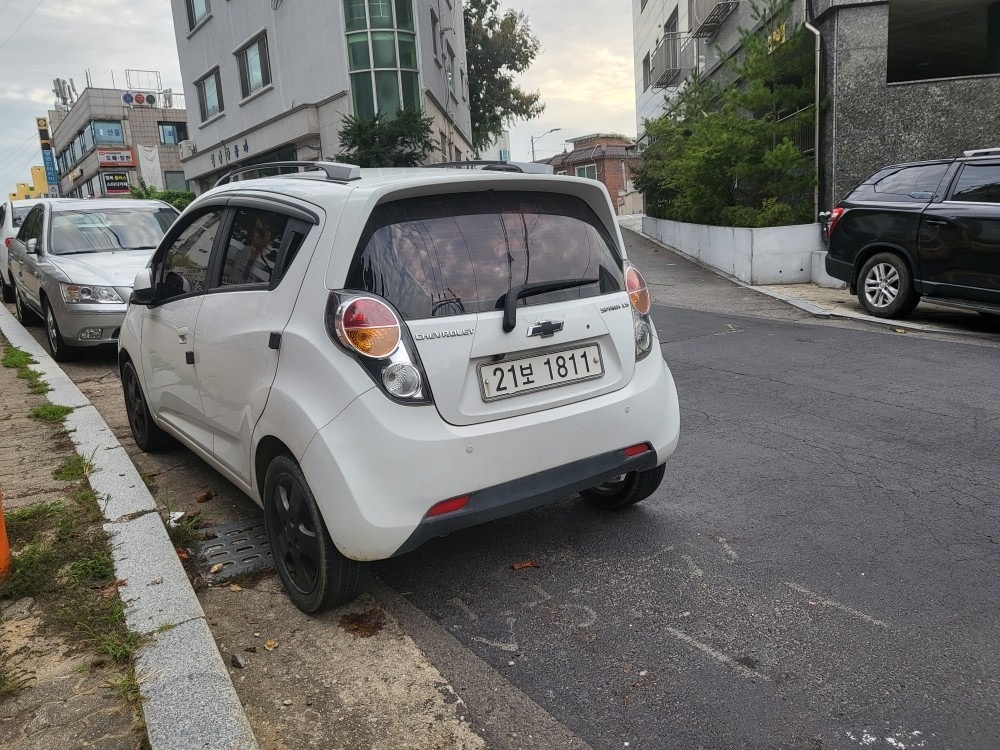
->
478, 344, 604, 401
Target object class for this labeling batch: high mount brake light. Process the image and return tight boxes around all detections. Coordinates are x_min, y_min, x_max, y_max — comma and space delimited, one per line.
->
625, 266, 651, 315
828, 207, 845, 237
335, 297, 401, 358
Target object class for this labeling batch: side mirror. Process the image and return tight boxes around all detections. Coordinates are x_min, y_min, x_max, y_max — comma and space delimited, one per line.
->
25, 238, 37, 254
130, 267, 155, 305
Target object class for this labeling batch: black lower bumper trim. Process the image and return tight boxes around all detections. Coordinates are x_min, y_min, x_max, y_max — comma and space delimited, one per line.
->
391, 446, 659, 557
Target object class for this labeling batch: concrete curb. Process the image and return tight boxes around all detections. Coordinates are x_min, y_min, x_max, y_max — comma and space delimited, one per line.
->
0, 305, 258, 750
618, 219, 998, 340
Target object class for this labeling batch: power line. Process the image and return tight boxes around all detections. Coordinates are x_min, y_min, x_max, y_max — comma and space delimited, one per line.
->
0, 136, 40, 173
0, 132, 39, 167
0, 0, 46, 53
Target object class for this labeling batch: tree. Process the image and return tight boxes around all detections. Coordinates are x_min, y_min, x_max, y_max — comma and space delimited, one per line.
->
129, 179, 195, 211
464, 0, 545, 153
633, 0, 817, 227
335, 108, 436, 167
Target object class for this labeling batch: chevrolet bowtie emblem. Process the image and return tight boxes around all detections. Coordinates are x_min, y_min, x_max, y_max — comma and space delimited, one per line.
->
527, 320, 563, 338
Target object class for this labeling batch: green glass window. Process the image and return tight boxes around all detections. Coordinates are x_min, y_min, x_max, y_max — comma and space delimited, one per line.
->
397, 32, 417, 69
347, 33, 370, 70
401, 71, 419, 110
375, 70, 400, 116
371, 31, 396, 67
394, 0, 414, 30
344, 0, 366, 31
368, 0, 393, 27
351, 72, 375, 119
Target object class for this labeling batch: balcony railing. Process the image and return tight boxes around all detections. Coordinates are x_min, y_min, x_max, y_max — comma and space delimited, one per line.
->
776, 106, 815, 154
691, 0, 739, 38
652, 32, 695, 89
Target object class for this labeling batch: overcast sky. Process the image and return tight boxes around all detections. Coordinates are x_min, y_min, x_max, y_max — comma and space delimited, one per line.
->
0, 0, 635, 195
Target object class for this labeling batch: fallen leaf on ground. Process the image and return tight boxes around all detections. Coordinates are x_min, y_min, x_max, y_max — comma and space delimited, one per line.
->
209, 563, 224, 575
229, 584, 243, 592
175, 547, 189, 560
195, 489, 215, 503
512, 560, 541, 570
893, 328, 906, 333
148, 578, 163, 586
264, 639, 278, 651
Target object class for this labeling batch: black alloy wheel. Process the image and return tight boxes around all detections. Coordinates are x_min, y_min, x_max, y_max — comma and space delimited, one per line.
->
122, 361, 168, 451
263, 455, 366, 613
580, 464, 666, 510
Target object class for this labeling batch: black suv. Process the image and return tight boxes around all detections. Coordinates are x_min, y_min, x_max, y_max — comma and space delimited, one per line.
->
824, 148, 1000, 318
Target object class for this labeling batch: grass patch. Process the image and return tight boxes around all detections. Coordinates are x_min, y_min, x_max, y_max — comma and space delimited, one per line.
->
29, 404, 74, 423
55, 453, 93, 481
1, 343, 51, 395
0, 647, 34, 700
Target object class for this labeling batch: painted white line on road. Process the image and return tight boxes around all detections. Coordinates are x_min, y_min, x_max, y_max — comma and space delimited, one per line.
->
681, 555, 704, 579
785, 583, 888, 628
450, 598, 479, 622
718, 537, 738, 562
664, 626, 770, 681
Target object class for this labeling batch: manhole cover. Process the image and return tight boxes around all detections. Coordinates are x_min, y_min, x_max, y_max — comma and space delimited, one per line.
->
198, 518, 274, 581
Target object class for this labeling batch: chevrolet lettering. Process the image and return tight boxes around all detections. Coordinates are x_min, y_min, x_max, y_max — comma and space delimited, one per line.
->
415, 328, 475, 340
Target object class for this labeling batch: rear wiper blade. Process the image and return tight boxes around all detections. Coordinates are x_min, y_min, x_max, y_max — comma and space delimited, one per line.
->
496, 278, 598, 333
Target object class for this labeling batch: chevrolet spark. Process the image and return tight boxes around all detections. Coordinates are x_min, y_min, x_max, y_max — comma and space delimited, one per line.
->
119, 161, 680, 613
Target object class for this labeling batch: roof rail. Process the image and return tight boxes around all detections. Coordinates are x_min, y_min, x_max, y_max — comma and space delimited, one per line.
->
963, 148, 1000, 157
214, 161, 361, 188
424, 160, 555, 175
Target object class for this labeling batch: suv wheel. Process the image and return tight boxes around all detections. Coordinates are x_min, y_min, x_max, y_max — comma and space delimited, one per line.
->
44, 300, 77, 362
858, 252, 919, 319
580, 464, 666, 510
263, 455, 367, 613
122, 361, 169, 451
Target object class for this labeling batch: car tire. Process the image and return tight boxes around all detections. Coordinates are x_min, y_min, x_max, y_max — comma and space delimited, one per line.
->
263, 455, 367, 613
44, 299, 77, 362
13, 287, 39, 326
857, 252, 919, 319
122, 361, 169, 451
579, 464, 666, 510
0, 272, 13, 304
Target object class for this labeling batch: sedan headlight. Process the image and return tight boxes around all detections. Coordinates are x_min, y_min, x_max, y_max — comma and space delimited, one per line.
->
60, 283, 124, 304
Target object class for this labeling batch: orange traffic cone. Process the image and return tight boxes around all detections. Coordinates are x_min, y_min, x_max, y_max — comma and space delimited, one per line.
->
0, 488, 10, 581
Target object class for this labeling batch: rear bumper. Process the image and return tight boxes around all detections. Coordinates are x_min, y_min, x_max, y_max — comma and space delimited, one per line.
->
297, 353, 680, 560
824, 254, 853, 284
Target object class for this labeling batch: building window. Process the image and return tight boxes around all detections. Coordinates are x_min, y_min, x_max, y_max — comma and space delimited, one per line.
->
164, 171, 190, 192
576, 164, 597, 180
238, 33, 272, 99
186, 0, 209, 29
344, 0, 420, 119
159, 122, 189, 145
430, 9, 439, 56
197, 69, 224, 121
446, 44, 456, 95
888, 2, 997, 83
642, 53, 651, 91
92, 120, 124, 145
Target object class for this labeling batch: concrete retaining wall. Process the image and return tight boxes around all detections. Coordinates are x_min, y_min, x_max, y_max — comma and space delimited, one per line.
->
641, 216, 845, 288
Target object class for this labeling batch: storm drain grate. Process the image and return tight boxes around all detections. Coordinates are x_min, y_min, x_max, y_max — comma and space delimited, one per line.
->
198, 518, 274, 582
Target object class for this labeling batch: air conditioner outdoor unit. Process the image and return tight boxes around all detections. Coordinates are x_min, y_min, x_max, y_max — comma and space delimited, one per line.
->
179, 140, 197, 159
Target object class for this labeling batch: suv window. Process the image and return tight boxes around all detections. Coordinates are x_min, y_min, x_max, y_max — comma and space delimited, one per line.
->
157, 210, 223, 299
950, 163, 1000, 203
347, 192, 624, 319
850, 163, 950, 202
219, 208, 289, 287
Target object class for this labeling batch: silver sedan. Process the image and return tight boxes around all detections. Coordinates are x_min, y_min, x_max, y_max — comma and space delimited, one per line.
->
8, 198, 178, 361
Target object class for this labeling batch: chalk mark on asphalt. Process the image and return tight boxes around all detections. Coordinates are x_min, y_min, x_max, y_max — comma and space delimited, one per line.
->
471, 616, 519, 653
785, 582, 888, 628
664, 626, 770, 681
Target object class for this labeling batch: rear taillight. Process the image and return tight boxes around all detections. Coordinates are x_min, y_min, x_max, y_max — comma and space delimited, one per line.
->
3, 238, 11, 248
326, 292, 431, 404
828, 207, 845, 237
625, 264, 656, 361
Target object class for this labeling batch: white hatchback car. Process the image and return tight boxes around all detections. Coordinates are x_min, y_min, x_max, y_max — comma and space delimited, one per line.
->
119, 161, 680, 613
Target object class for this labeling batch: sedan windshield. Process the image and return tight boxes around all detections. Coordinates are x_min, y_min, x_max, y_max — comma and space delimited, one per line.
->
50, 208, 176, 255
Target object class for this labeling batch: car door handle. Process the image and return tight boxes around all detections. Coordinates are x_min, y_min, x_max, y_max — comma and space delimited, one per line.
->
924, 219, 949, 227
177, 326, 189, 344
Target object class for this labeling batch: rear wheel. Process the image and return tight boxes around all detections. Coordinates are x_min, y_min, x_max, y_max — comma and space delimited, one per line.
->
580, 464, 666, 510
263, 455, 367, 613
14, 287, 39, 325
0, 271, 13, 303
44, 300, 77, 362
122, 361, 169, 451
857, 252, 919, 319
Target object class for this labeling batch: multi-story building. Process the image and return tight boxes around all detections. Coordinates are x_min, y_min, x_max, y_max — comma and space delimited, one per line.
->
48, 87, 189, 199
544, 134, 642, 215
633, 0, 1000, 212
8, 167, 48, 201
169, 0, 474, 191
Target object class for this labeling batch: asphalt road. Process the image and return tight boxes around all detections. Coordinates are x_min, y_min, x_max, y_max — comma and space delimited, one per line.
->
11, 229, 1000, 749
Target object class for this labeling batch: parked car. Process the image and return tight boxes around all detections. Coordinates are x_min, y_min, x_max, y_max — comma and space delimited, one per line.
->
824, 148, 1000, 318
8, 198, 179, 360
0, 198, 38, 303
119, 161, 681, 613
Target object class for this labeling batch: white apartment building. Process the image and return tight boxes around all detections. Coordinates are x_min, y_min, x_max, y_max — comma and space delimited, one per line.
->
169, 0, 474, 191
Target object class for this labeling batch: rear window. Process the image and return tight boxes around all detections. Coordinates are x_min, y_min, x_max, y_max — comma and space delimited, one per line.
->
346, 191, 624, 319
12, 207, 31, 226
847, 163, 950, 202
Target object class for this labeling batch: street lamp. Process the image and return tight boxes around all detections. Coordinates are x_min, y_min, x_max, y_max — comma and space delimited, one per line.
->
530, 127, 562, 161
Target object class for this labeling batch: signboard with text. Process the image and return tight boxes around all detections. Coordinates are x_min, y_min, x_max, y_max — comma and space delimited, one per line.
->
36, 117, 59, 190
97, 148, 135, 168
102, 171, 131, 195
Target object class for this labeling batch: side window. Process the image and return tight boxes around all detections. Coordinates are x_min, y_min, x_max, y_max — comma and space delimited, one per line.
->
871, 163, 949, 201
18, 208, 43, 243
950, 163, 1000, 204
157, 210, 223, 300
218, 208, 289, 288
